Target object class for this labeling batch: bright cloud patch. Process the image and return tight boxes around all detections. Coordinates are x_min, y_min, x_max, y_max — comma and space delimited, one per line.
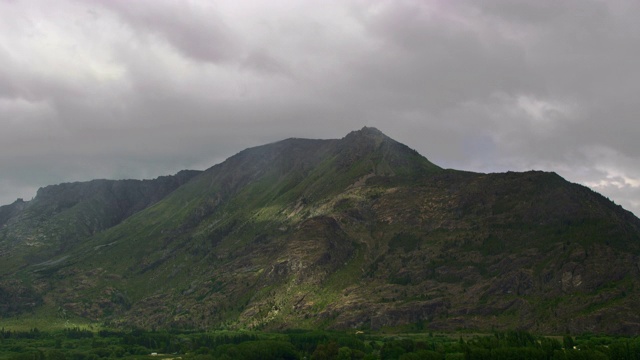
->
516, 95, 575, 125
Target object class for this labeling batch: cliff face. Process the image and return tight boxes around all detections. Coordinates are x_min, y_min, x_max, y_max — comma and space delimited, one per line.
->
1, 128, 639, 335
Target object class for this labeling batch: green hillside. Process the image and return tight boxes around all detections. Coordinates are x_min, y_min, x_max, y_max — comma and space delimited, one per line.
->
1, 128, 639, 335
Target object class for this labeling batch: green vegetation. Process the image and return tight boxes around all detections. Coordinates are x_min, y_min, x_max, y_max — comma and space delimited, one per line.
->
1, 329, 639, 360
2, 128, 640, 334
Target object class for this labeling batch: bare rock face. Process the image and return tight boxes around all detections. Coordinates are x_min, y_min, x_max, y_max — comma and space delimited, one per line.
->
2, 128, 640, 335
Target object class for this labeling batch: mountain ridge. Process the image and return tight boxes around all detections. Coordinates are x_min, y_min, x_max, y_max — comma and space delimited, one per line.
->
1, 127, 639, 335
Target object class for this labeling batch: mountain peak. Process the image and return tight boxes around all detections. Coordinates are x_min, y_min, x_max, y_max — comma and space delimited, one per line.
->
358, 126, 384, 135
343, 126, 388, 141
2, 128, 640, 335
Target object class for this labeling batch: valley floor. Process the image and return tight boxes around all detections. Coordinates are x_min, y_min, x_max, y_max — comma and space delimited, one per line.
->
1, 327, 638, 360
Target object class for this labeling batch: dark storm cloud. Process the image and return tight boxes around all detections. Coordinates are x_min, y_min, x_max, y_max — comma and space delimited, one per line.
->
0, 0, 639, 216
241, 49, 291, 76
94, 0, 238, 64
333, 2, 537, 114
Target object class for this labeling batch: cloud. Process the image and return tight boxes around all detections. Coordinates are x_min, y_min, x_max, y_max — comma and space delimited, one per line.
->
0, 0, 639, 217
90, 0, 238, 64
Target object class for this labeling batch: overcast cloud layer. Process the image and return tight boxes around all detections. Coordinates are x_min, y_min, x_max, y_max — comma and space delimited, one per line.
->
1, 0, 639, 216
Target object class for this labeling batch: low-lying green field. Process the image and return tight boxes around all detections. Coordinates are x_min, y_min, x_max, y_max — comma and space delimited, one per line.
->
1, 327, 638, 360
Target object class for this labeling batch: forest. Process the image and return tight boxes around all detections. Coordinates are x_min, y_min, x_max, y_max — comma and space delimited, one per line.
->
1, 327, 639, 360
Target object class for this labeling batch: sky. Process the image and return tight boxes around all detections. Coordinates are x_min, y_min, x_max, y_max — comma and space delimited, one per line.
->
1, 0, 639, 216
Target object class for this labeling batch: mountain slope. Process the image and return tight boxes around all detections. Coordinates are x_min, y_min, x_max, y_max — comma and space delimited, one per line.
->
0, 170, 200, 272
1, 128, 639, 335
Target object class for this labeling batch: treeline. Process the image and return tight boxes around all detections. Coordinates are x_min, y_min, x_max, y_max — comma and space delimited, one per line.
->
460, 331, 640, 360
1, 328, 639, 360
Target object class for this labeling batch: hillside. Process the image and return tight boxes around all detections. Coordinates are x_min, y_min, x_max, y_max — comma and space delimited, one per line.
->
0, 170, 201, 316
1, 127, 639, 335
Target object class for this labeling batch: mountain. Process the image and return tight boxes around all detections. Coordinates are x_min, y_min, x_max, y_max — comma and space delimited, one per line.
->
0, 170, 201, 315
0, 170, 201, 264
1, 127, 639, 335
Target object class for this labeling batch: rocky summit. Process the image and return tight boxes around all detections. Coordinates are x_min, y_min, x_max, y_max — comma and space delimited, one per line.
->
1, 127, 639, 335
